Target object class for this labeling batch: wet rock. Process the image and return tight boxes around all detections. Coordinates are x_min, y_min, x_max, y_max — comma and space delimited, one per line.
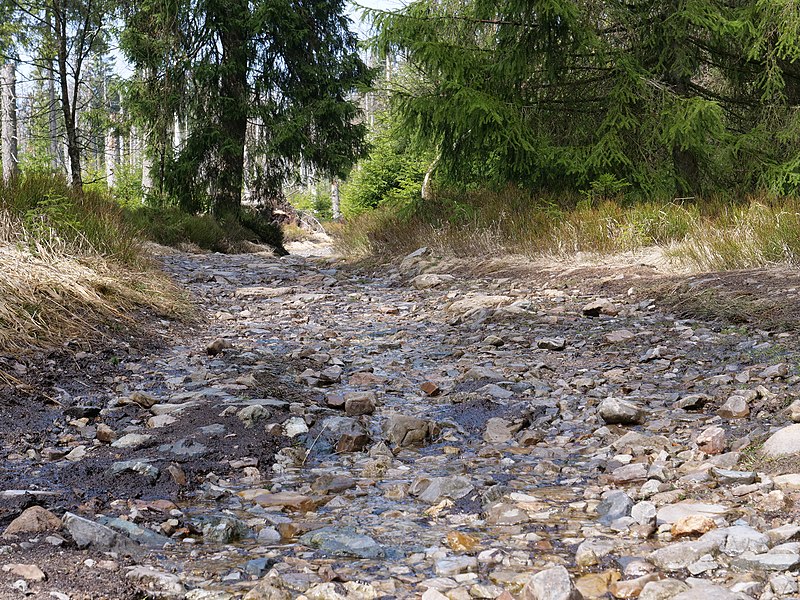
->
596, 491, 633, 525
62, 512, 141, 556
763, 424, 800, 457
299, 527, 384, 559
197, 514, 251, 543
159, 437, 209, 459
3, 506, 61, 538
240, 490, 318, 512
321, 416, 370, 453
311, 474, 356, 494
520, 565, 583, 600
674, 393, 710, 410
126, 566, 185, 598
598, 398, 644, 425
98, 517, 172, 549
110, 460, 160, 482
415, 476, 475, 504
384, 414, 434, 447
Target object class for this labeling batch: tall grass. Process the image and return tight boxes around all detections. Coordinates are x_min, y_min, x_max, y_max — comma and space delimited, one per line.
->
332, 188, 800, 271
0, 176, 185, 352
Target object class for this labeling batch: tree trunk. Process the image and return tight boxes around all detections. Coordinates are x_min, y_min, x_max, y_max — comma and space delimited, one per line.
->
211, 0, 249, 220
331, 179, 341, 220
105, 124, 118, 188
48, 70, 61, 173
1, 61, 19, 183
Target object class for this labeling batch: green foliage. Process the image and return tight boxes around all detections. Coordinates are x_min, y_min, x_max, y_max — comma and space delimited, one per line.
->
341, 120, 431, 216
366, 0, 800, 197
0, 175, 142, 264
288, 185, 333, 221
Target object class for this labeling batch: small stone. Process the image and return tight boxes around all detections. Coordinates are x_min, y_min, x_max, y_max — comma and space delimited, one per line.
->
344, 392, 376, 416
671, 515, 716, 536
608, 574, 659, 599
416, 476, 474, 504
718, 395, 749, 419
760, 363, 789, 379
674, 394, 710, 410
111, 433, 153, 449
3, 506, 61, 538
384, 414, 433, 447
537, 337, 566, 351
520, 565, 582, 600
606, 329, 635, 344
639, 579, 689, 600
2, 563, 46, 582
421, 382, 441, 397
206, 338, 232, 355
598, 398, 644, 425
596, 491, 633, 525
299, 527, 384, 559
129, 391, 159, 408
237, 405, 270, 427
96, 423, 116, 443
445, 531, 481, 552
763, 424, 800, 457
583, 299, 619, 317
434, 556, 478, 577
696, 426, 726, 455
483, 335, 504, 346
283, 416, 309, 438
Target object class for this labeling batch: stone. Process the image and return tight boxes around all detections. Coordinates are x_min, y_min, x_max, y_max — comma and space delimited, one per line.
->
610, 462, 649, 483
147, 414, 177, 429
111, 433, 153, 449
62, 512, 141, 556
411, 273, 455, 289
671, 515, 716, 537
656, 503, 728, 524
710, 468, 756, 485
773, 473, 800, 490
416, 476, 475, 504
400, 246, 430, 272
344, 392, 376, 416
718, 395, 749, 419
299, 527, 384, 559
763, 424, 800, 457
484, 418, 515, 443
575, 538, 616, 567
649, 539, 721, 571
537, 337, 566, 351
237, 405, 270, 427
159, 437, 208, 459
434, 556, 478, 577
3, 506, 61, 538
384, 414, 433, 447
598, 398, 644, 425
608, 574, 660, 599
241, 491, 317, 512
520, 565, 583, 600
98, 517, 172, 549
421, 382, 441, 396
582, 299, 619, 317
639, 580, 690, 600
485, 503, 530, 526
696, 426, 726, 455
671, 582, 741, 600
720, 525, 769, 556
126, 566, 185, 597
596, 491, 633, 525
674, 394, 710, 410
2, 563, 46, 581
760, 363, 789, 379
605, 329, 635, 344
283, 416, 309, 437
129, 391, 159, 408
206, 338, 232, 355
311, 474, 357, 494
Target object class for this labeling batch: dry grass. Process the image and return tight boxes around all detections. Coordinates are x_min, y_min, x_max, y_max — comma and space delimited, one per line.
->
0, 210, 186, 353
333, 189, 800, 273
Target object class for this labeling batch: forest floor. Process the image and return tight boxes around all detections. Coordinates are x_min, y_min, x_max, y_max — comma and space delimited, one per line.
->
1, 240, 800, 600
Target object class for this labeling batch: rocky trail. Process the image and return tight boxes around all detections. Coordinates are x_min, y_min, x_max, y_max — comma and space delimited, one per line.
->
2, 243, 800, 600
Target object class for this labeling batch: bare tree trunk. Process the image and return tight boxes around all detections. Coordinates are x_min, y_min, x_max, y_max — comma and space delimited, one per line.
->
48, 71, 61, 173
1, 61, 19, 183
331, 178, 341, 220
105, 125, 118, 188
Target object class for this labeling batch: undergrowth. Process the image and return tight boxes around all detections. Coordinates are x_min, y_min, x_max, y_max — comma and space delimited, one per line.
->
0, 175, 187, 353
332, 188, 800, 271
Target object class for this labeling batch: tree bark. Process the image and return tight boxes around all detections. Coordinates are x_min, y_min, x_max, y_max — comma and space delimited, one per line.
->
331, 179, 341, 220
1, 61, 19, 183
211, 0, 249, 220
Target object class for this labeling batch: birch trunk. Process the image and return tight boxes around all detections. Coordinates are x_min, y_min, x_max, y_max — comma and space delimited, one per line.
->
1, 62, 19, 183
